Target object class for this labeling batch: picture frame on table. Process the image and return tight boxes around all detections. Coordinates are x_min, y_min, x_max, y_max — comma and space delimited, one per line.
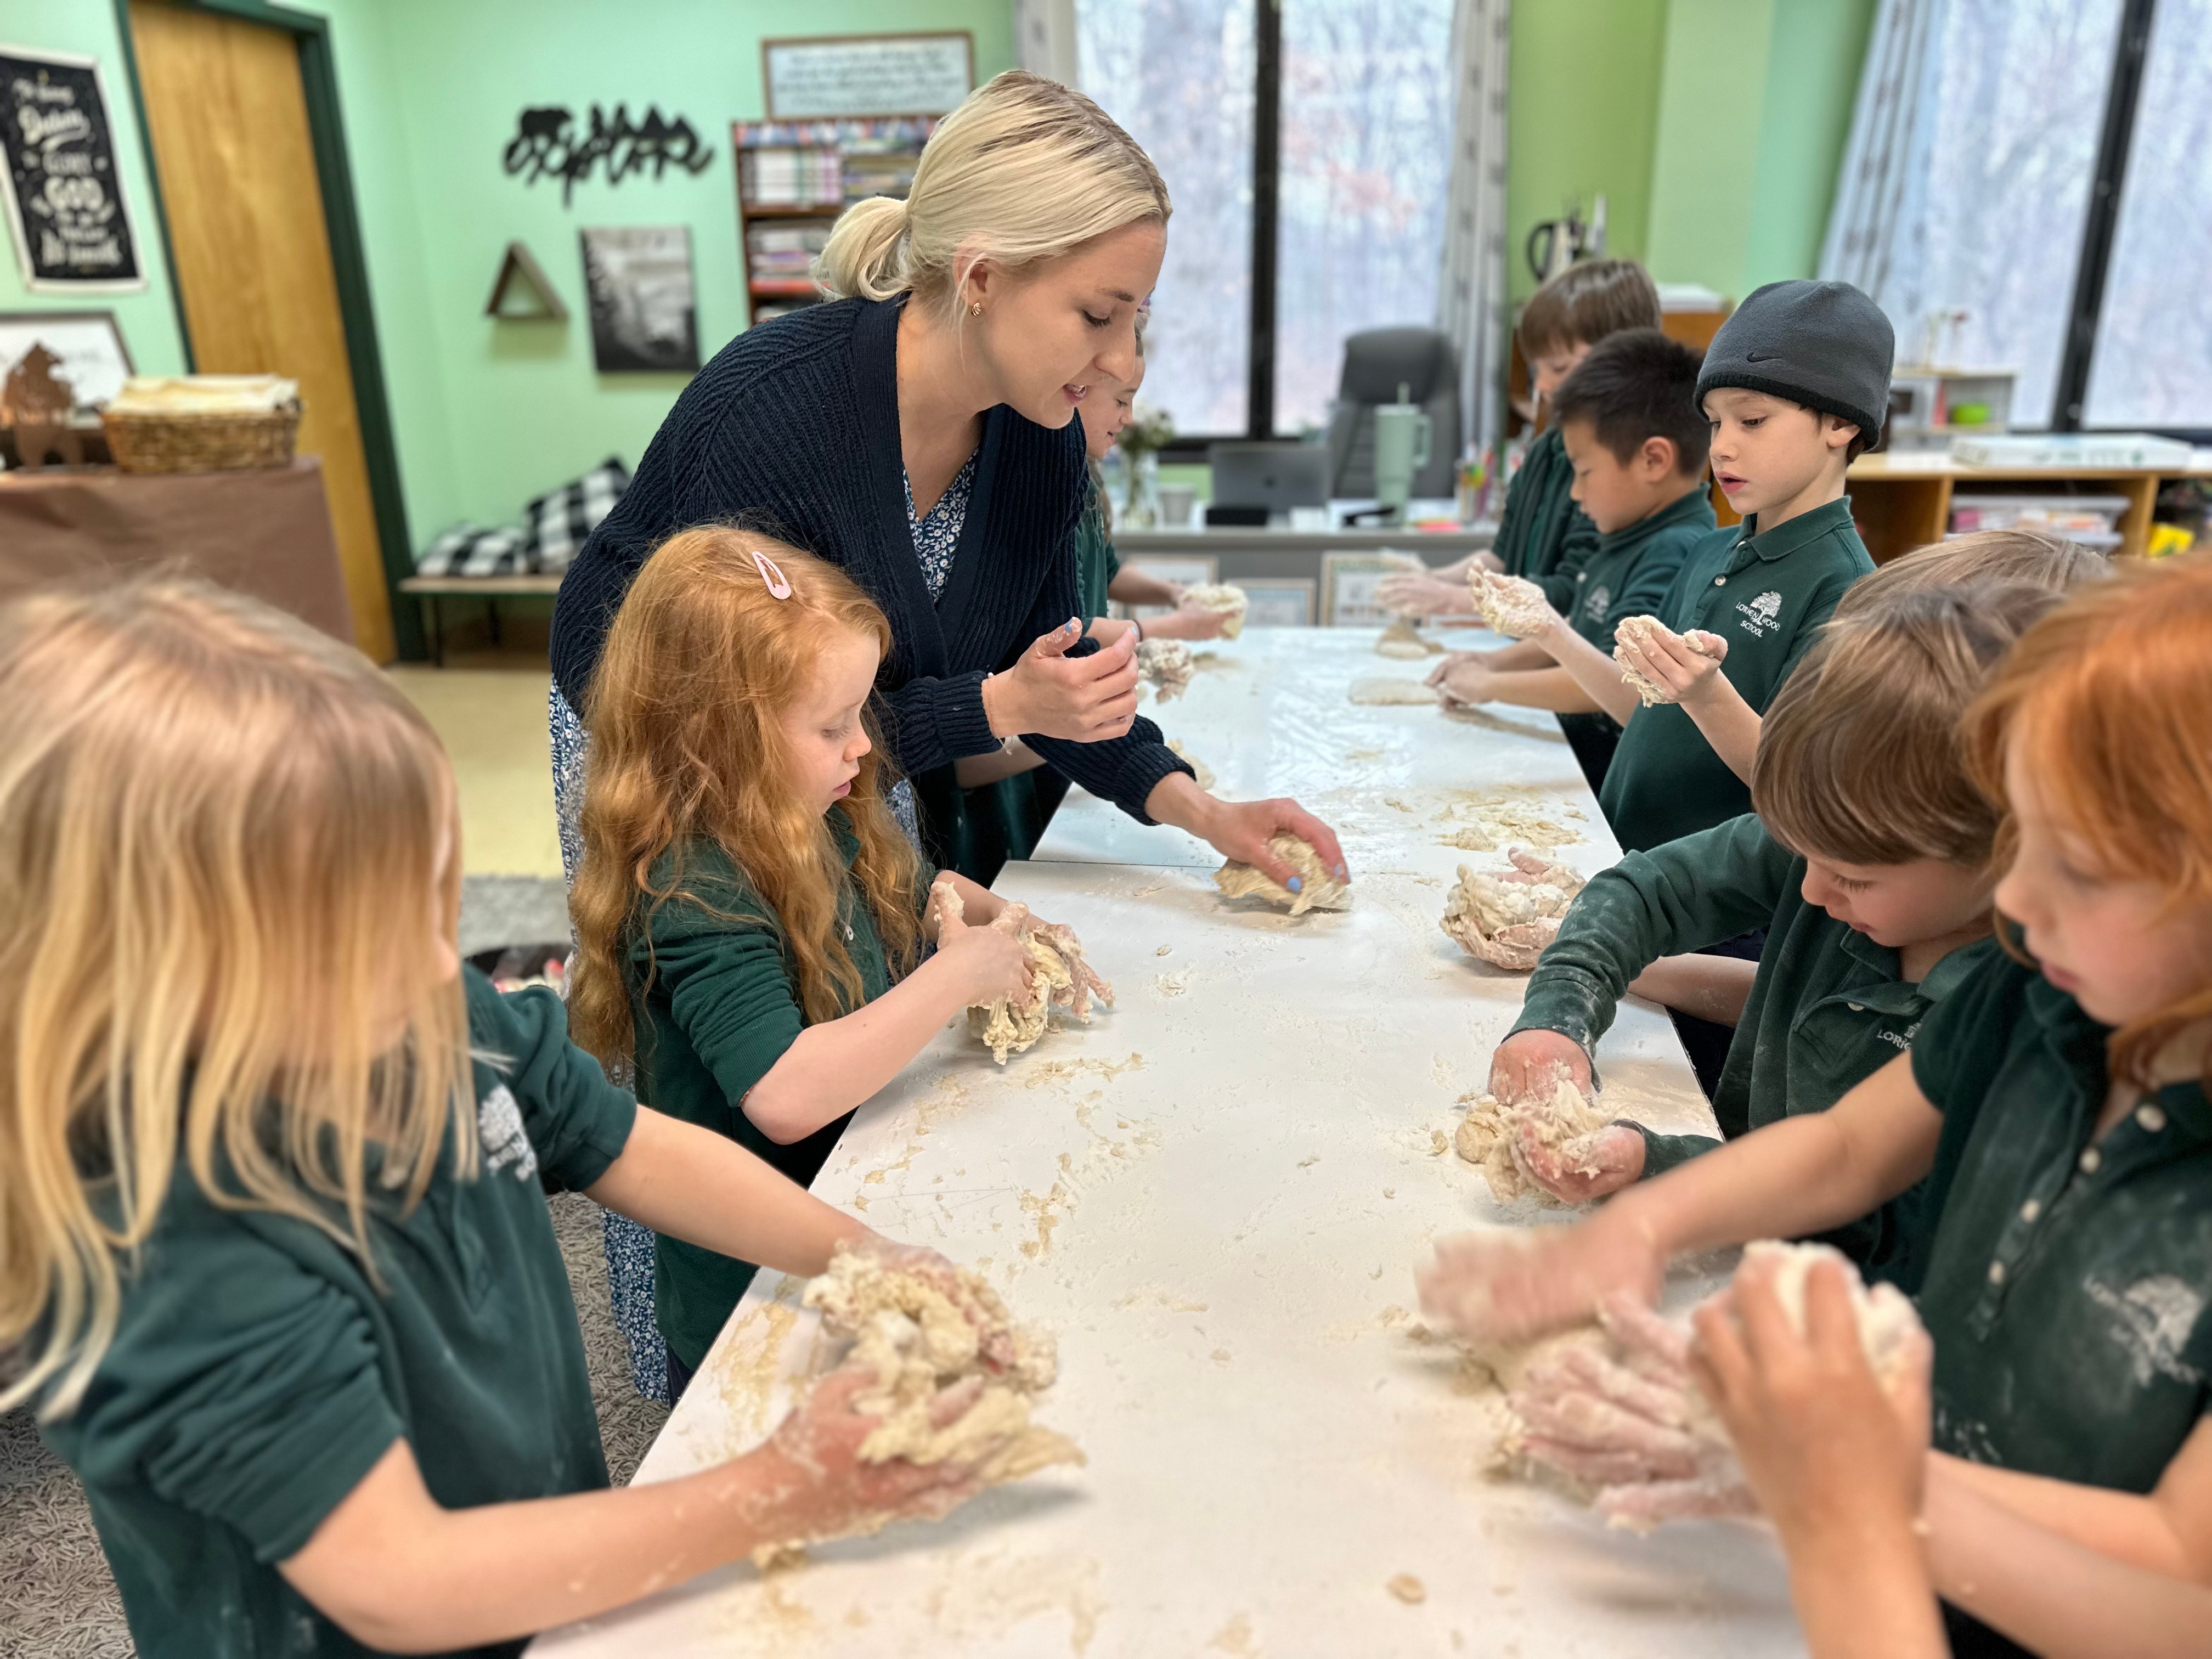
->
1237, 577, 1316, 628
1321, 550, 1426, 627
0, 308, 132, 413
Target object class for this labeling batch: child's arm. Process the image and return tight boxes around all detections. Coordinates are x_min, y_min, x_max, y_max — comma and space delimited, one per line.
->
1689, 1256, 1948, 1659
1106, 567, 1182, 607
1627, 953, 1758, 1025
281, 1364, 997, 1652
1427, 659, 1602, 715
953, 738, 1047, 787
1522, 610, 1644, 726
1615, 623, 1762, 783
1419, 1051, 1943, 1345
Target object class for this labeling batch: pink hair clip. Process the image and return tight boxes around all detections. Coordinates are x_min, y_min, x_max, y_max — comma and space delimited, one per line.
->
750, 550, 793, 599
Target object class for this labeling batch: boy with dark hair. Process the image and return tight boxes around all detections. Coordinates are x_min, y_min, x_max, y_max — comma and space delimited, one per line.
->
1377, 259, 1662, 618
1429, 329, 1715, 791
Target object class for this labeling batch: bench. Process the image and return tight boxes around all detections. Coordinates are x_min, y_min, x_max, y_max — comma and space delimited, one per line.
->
397, 573, 563, 664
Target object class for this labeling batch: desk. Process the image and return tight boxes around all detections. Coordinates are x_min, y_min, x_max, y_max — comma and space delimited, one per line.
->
533, 628, 1799, 1659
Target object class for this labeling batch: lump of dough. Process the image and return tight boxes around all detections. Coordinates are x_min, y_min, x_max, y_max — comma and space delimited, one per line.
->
1453, 1074, 1610, 1206
1348, 676, 1443, 706
1214, 833, 1350, 917
803, 1245, 1080, 1487
934, 881, 1115, 1064
1180, 582, 1249, 639
1439, 850, 1585, 971
1472, 571, 1555, 639
1166, 737, 1216, 790
1137, 637, 1195, 702
1375, 617, 1443, 659
1612, 614, 1721, 706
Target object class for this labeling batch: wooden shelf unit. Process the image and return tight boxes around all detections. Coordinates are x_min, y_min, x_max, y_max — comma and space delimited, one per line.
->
730, 116, 938, 329
1837, 451, 2212, 562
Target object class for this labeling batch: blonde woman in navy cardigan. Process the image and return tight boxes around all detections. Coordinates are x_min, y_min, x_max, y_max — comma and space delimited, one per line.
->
550, 71, 1347, 1400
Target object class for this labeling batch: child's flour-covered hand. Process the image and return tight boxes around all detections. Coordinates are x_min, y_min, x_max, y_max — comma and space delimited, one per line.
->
758, 1366, 1001, 1536
1515, 1119, 1645, 1204
1614, 618, 1729, 706
1417, 1209, 1665, 1347
1428, 657, 1502, 707
1376, 569, 1477, 618
930, 885, 1032, 1009
1489, 1028, 1593, 1103
844, 1235, 1019, 1373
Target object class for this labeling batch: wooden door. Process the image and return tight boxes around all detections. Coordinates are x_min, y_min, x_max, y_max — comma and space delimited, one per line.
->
128, 0, 395, 661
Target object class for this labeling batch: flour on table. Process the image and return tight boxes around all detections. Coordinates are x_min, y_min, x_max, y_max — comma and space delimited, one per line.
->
1348, 676, 1442, 707
934, 880, 1114, 1063
1181, 582, 1250, 639
1453, 1075, 1609, 1206
1612, 614, 1722, 706
1375, 617, 1444, 659
1471, 571, 1555, 638
1138, 637, 1195, 702
1440, 850, 1585, 970
1430, 790, 1581, 853
1214, 833, 1350, 916
1167, 737, 1216, 789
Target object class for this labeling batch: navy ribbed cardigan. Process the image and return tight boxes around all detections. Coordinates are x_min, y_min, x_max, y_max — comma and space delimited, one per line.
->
550, 296, 1190, 827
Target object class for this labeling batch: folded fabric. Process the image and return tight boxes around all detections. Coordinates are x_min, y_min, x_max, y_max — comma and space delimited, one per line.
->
105, 375, 299, 415
416, 523, 531, 577
522, 456, 629, 574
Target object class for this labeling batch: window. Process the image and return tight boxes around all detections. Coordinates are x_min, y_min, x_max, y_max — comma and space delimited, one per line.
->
1078, 0, 1458, 442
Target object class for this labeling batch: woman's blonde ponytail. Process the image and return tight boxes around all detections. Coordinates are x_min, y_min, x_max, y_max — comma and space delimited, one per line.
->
815, 194, 912, 303
814, 70, 1169, 317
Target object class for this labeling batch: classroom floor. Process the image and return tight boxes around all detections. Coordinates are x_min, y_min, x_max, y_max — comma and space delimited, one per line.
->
386, 655, 565, 879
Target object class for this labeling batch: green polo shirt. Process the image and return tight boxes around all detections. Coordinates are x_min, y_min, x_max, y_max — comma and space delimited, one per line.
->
1562, 485, 1718, 653
630, 816, 923, 1369
1598, 496, 1872, 853
1512, 812, 1994, 1278
1911, 952, 2212, 1494
42, 968, 635, 1659
1073, 489, 1119, 629
1495, 424, 1600, 610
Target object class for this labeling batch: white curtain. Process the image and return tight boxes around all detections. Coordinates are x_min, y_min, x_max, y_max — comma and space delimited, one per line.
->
1434, 0, 1511, 464
1014, 0, 1081, 82
1818, 0, 1946, 318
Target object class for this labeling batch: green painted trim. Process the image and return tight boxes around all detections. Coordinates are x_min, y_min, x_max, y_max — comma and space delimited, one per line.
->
116, 0, 425, 659
108, 0, 195, 372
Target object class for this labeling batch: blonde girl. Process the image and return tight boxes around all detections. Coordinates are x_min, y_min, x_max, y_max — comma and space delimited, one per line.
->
5, 575, 1015, 1656
1418, 555, 2212, 1656
569, 531, 1072, 1401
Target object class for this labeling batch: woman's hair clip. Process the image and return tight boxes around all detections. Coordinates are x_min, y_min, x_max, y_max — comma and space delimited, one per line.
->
751, 550, 793, 599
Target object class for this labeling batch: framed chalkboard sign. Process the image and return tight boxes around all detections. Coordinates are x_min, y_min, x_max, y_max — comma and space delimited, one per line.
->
0, 46, 143, 292
762, 33, 974, 120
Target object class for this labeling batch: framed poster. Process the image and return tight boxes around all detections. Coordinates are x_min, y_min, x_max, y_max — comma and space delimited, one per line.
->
1321, 549, 1425, 627
579, 226, 699, 373
0, 47, 143, 291
763, 33, 974, 120
1238, 577, 1317, 627
0, 308, 131, 412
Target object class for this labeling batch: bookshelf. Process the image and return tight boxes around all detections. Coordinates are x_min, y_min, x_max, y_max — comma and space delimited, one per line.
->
730, 117, 938, 327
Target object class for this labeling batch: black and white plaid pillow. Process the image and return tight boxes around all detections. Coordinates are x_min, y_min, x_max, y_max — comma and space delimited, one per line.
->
416, 523, 530, 577
521, 456, 629, 574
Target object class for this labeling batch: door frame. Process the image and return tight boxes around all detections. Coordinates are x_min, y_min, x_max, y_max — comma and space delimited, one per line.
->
112, 0, 424, 659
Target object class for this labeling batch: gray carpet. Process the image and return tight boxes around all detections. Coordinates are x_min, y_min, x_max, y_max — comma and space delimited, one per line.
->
0, 1193, 669, 1657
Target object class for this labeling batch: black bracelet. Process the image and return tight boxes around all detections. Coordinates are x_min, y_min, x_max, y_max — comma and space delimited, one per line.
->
1133, 617, 1146, 642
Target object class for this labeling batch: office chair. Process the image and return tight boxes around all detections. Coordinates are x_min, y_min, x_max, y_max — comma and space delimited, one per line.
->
1323, 328, 1462, 499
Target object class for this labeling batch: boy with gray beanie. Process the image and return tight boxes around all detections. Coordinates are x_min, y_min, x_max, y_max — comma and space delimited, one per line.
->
1594, 278, 1891, 854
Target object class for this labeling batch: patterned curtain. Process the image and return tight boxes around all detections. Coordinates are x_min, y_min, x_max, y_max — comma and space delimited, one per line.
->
1818, 0, 1949, 332
1435, 0, 1512, 464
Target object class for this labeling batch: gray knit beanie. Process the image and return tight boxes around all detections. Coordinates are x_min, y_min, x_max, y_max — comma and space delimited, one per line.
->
1695, 279, 1894, 441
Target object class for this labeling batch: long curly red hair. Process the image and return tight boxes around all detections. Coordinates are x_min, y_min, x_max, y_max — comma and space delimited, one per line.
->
566, 528, 923, 1065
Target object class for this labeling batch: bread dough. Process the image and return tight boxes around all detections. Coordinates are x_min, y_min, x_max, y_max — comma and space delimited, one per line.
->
1167, 737, 1216, 789
1472, 571, 1554, 638
803, 1246, 1080, 1484
1612, 614, 1720, 705
1348, 676, 1441, 707
1713, 1240, 1925, 1400
1137, 637, 1195, 702
935, 882, 1115, 1063
1453, 1075, 1609, 1205
1214, 833, 1350, 916
1439, 851, 1585, 970
1180, 582, 1249, 639
1375, 617, 1444, 659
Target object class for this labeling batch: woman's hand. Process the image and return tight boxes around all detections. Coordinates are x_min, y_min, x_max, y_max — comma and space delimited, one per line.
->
985, 619, 1141, 742
1616, 622, 1730, 708
756, 1367, 1002, 1540
1203, 795, 1350, 893
1417, 1207, 1665, 1346
1688, 1255, 1933, 1552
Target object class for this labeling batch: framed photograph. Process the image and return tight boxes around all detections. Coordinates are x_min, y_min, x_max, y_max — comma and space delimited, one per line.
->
1238, 577, 1317, 628
1322, 549, 1426, 627
579, 226, 699, 374
1110, 553, 1220, 623
763, 33, 973, 120
0, 47, 144, 292
0, 308, 131, 413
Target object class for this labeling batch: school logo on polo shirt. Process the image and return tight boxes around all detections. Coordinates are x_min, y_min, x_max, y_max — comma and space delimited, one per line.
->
1736, 590, 1784, 636
1582, 583, 1611, 624
478, 1084, 539, 1181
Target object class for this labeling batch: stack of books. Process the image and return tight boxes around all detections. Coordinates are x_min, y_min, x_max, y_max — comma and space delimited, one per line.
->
745, 223, 832, 295
738, 148, 842, 208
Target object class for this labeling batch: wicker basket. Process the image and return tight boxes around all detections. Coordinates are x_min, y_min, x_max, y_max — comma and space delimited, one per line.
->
101, 400, 302, 473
